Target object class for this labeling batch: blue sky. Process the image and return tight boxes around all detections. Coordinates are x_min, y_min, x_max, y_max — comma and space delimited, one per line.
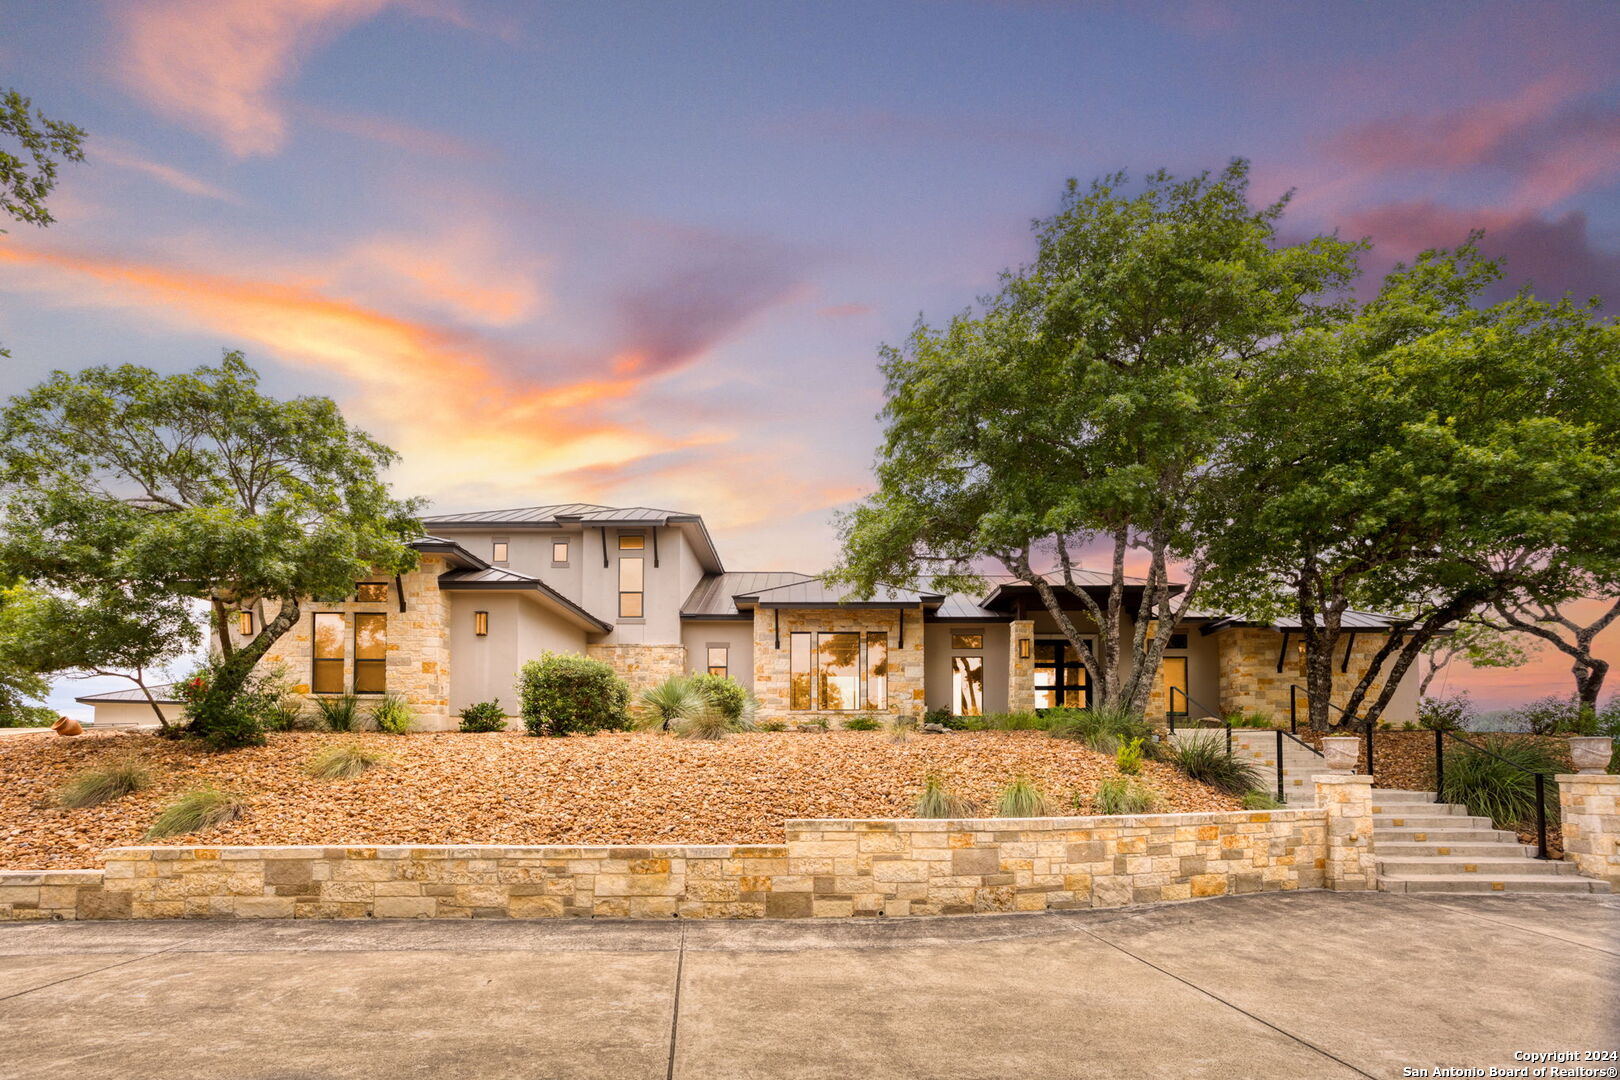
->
2, 0, 1618, 711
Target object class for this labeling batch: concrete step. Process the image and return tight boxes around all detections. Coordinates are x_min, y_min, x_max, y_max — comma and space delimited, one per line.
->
1369, 790, 1440, 803
1375, 841, 1537, 858
1376, 825, 1524, 844
1372, 813, 1497, 830
1379, 873, 1610, 895
1375, 855, 1582, 877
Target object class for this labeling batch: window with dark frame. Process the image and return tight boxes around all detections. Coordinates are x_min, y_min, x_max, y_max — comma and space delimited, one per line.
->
618, 535, 644, 618
706, 645, 728, 677
865, 632, 888, 710
474, 610, 489, 637
492, 539, 509, 564
789, 632, 812, 710
950, 631, 984, 650
312, 613, 344, 695
238, 610, 253, 636
552, 539, 569, 564
952, 655, 984, 716
353, 613, 387, 694
355, 582, 388, 603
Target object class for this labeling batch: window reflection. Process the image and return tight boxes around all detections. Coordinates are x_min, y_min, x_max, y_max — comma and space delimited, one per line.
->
790, 633, 812, 710
817, 632, 860, 711
952, 656, 984, 716
865, 632, 888, 710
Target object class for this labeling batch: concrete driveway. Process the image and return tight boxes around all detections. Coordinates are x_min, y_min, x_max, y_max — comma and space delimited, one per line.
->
1, 891, 1615, 1079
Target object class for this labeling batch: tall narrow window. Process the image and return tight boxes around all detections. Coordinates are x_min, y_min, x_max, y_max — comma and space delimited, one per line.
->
706, 645, 728, 677
474, 610, 489, 637
817, 632, 860, 711
952, 655, 984, 716
551, 540, 569, 565
618, 553, 644, 618
354, 613, 387, 694
312, 613, 344, 694
237, 610, 254, 637
790, 632, 812, 710
355, 582, 388, 603
492, 539, 509, 564
865, 632, 888, 710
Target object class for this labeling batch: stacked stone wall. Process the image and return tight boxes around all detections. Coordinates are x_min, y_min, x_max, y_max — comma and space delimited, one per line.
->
752, 607, 926, 721
1215, 628, 1398, 725
586, 644, 688, 701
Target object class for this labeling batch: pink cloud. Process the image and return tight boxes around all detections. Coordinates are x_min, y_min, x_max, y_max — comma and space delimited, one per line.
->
92, 141, 243, 204
301, 106, 499, 161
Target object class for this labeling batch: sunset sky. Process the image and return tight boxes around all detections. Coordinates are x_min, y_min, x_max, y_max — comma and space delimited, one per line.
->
1, 0, 1617, 713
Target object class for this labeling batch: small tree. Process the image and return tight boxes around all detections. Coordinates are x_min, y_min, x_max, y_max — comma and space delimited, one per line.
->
1480, 592, 1620, 715
517, 652, 629, 736
0, 353, 422, 747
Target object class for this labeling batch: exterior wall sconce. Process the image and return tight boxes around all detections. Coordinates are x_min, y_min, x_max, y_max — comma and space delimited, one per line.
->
1018, 638, 1031, 659
474, 611, 489, 637
238, 610, 253, 636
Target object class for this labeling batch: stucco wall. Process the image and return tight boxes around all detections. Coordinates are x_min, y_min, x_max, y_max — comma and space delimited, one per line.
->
752, 606, 926, 721
84, 700, 186, 728
680, 620, 755, 689
447, 593, 589, 715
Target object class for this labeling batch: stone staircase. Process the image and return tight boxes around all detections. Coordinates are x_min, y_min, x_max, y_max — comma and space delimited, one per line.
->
1371, 789, 1609, 895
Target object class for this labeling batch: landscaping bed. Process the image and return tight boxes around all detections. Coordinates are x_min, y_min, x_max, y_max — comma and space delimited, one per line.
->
0, 730, 1243, 870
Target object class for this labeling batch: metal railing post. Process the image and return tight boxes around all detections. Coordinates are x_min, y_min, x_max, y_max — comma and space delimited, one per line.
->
1364, 718, 1374, 777
1226, 720, 1232, 756
1275, 727, 1284, 803
1289, 685, 1297, 734
1534, 773, 1549, 860
1434, 726, 1444, 804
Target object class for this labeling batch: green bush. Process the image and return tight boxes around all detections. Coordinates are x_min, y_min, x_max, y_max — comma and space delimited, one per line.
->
1093, 777, 1158, 815
886, 714, 918, 743
1242, 789, 1285, 810
995, 777, 1050, 817
177, 659, 305, 747
59, 760, 151, 808
1165, 736, 1261, 796
370, 694, 415, 735
1115, 736, 1145, 776
914, 773, 975, 818
458, 699, 508, 733
983, 711, 1047, 731
1047, 705, 1159, 758
923, 707, 953, 728
1418, 692, 1474, 732
1224, 711, 1274, 729
688, 673, 754, 723
842, 715, 881, 731
757, 720, 787, 732
306, 743, 386, 780
313, 693, 362, 732
1505, 695, 1581, 735
518, 652, 630, 737
146, 787, 245, 839
1441, 736, 1565, 830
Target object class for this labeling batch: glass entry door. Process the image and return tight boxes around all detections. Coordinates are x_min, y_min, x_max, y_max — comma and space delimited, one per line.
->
1034, 639, 1091, 710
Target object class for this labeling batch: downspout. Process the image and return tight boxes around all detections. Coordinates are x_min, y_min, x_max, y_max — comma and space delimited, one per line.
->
395, 574, 407, 613
773, 607, 780, 649
1276, 631, 1290, 674
652, 528, 660, 569
601, 527, 609, 568
1340, 631, 1357, 673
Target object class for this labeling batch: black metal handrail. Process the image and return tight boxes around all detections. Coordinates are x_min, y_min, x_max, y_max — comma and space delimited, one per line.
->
1167, 686, 1231, 754
1433, 727, 1551, 860
1289, 684, 1375, 775
1263, 728, 1326, 803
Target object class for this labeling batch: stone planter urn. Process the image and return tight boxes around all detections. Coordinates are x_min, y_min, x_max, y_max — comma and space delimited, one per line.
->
51, 716, 83, 737
1569, 736, 1613, 775
1321, 736, 1361, 774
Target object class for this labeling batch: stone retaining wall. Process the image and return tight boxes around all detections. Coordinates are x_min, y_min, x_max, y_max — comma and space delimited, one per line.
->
1, 793, 1376, 921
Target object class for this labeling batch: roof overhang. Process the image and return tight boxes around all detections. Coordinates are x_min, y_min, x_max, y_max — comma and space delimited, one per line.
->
437, 576, 612, 633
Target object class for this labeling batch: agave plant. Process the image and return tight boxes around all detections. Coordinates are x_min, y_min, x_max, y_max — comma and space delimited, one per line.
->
636, 675, 708, 733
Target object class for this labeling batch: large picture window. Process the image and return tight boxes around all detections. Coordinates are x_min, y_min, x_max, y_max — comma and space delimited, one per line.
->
790, 632, 812, 710
1034, 640, 1090, 710
816, 632, 860, 711
312, 613, 344, 694
353, 613, 387, 694
952, 655, 984, 716
865, 632, 888, 710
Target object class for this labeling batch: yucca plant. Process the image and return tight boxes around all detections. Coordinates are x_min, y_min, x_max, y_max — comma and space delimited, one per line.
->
914, 773, 975, 818
59, 760, 151, 808
313, 693, 362, 732
995, 777, 1050, 818
306, 743, 387, 780
1165, 736, 1261, 795
1440, 736, 1564, 830
1093, 777, 1158, 815
636, 675, 707, 733
370, 694, 415, 735
146, 788, 245, 839
673, 704, 735, 741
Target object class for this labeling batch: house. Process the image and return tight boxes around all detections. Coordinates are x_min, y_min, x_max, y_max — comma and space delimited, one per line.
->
76, 501, 1423, 730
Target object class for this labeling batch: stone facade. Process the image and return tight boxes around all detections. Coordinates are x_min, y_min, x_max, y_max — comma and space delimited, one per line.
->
752, 606, 926, 722
1314, 774, 1377, 890
257, 555, 453, 729
1, 800, 1374, 921
1007, 619, 1035, 713
1215, 627, 1398, 724
1558, 773, 1620, 889
586, 643, 688, 701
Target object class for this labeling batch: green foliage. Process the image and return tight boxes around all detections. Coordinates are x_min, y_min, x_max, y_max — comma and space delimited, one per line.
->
914, 773, 975, 818
518, 652, 629, 737
1046, 706, 1159, 758
146, 788, 245, 839
1224, 711, 1275, 729
797, 717, 829, 732
1505, 696, 1585, 736
841, 715, 881, 731
1242, 790, 1285, 810
176, 657, 301, 749
673, 709, 736, 741
756, 720, 787, 732
636, 675, 707, 732
688, 674, 753, 723
923, 707, 953, 727
1115, 736, 1145, 775
1093, 777, 1158, 815
885, 714, 918, 743
370, 694, 414, 735
0, 87, 85, 231
995, 777, 1050, 818
313, 693, 362, 733
59, 760, 151, 807
1418, 692, 1474, 732
1440, 736, 1565, 830
457, 699, 507, 733
982, 710, 1047, 731
1166, 736, 1262, 795
306, 743, 386, 780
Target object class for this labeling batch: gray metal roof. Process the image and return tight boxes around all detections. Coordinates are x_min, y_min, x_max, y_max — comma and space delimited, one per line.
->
420, 503, 700, 526
681, 572, 814, 618
1199, 609, 1402, 635
438, 566, 612, 632
75, 684, 180, 705
734, 578, 945, 607
934, 593, 1008, 620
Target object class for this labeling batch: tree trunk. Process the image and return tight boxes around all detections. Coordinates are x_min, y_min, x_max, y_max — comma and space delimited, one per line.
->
187, 596, 299, 740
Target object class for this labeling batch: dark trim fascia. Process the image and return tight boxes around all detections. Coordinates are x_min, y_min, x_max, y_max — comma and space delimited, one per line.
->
680, 613, 751, 621
750, 601, 946, 610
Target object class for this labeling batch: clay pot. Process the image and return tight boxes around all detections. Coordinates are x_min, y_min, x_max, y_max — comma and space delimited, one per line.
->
51, 716, 83, 737
1569, 736, 1613, 775
1321, 736, 1361, 774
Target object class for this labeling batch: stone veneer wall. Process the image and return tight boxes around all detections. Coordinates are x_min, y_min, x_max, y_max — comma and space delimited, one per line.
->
1215, 627, 1397, 723
1, 801, 1379, 921
1558, 773, 1620, 889
586, 644, 688, 702
752, 606, 927, 721
1007, 619, 1035, 713
257, 554, 453, 729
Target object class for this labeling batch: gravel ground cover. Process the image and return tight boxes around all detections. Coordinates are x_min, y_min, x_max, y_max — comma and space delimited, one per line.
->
0, 730, 1243, 870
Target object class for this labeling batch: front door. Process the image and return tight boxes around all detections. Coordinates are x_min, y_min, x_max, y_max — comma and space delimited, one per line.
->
1034, 639, 1092, 710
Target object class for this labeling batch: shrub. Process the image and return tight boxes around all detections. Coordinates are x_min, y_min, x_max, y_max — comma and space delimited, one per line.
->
1505, 695, 1581, 735
1047, 705, 1159, 758
886, 714, 918, 743
914, 773, 975, 818
370, 694, 415, 735
1418, 692, 1474, 732
313, 693, 362, 732
306, 743, 386, 780
146, 788, 245, 839
1093, 777, 1158, 815
636, 676, 707, 733
518, 652, 630, 737
1115, 736, 1145, 776
996, 777, 1050, 818
688, 674, 754, 723
59, 760, 151, 808
757, 720, 787, 732
178, 658, 304, 748
842, 715, 881, 731
983, 711, 1047, 731
1166, 736, 1261, 796
1224, 711, 1274, 729
1242, 789, 1285, 810
1441, 736, 1565, 830
923, 707, 953, 727
458, 699, 508, 733
674, 709, 734, 741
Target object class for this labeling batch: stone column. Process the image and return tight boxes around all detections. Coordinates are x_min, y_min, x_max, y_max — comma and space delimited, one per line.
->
1558, 773, 1620, 889
1315, 773, 1376, 891
1008, 619, 1035, 713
